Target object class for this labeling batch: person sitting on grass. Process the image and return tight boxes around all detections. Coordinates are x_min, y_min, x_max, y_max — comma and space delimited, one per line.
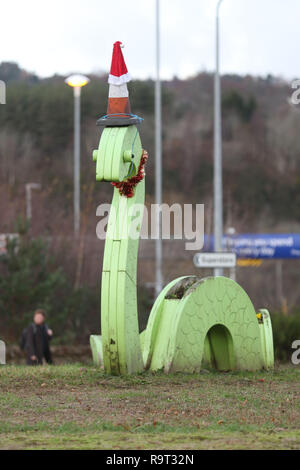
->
25, 309, 53, 365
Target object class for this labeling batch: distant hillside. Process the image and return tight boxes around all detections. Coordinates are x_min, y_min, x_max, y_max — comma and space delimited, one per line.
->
0, 62, 39, 84
0, 61, 299, 236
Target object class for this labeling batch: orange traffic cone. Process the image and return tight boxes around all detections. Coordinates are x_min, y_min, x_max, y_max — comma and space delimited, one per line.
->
107, 41, 131, 116
97, 42, 142, 128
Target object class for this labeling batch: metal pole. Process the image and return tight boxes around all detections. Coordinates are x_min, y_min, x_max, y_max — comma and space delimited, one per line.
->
26, 184, 32, 221
226, 227, 236, 281
276, 260, 283, 308
25, 183, 41, 222
214, 0, 224, 276
155, 0, 163, 297
74, 86, 81, 236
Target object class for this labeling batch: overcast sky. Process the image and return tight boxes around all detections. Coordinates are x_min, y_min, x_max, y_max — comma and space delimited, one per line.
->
1, 0, 299, 80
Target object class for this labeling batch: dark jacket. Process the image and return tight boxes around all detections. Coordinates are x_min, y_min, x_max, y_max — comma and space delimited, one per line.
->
25, 323, 53, 365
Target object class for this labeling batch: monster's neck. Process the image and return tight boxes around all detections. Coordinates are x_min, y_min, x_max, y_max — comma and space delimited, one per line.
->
101, 179, 145, 375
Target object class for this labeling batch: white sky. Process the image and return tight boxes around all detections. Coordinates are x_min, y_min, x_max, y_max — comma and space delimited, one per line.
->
0, 0, 299, 80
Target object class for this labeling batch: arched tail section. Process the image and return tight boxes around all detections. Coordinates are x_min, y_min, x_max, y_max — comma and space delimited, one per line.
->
144, 276, 274, 373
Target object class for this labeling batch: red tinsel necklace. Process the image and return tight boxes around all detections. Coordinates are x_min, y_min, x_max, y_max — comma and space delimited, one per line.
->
112, 150, 148, 198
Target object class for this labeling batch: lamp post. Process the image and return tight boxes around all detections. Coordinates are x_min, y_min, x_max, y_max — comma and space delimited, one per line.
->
65, 74, 90, 236
25, 183, 41, 222
214, 0, 224, 276
226, 226, 236, 281
155, 0, 163, 298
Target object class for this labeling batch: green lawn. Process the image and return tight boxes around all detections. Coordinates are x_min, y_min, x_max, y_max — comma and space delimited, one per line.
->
0, 364, 299, 449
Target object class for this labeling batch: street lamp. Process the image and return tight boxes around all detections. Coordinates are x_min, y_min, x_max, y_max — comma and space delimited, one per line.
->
65, 74, 90, 236
214, 0, 224, 276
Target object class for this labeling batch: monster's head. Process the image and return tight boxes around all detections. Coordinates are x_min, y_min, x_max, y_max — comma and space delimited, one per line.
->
93, 125, 143, 183
92, 42, 143, 183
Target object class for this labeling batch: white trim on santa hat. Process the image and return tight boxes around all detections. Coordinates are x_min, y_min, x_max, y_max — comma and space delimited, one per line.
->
109, 84, 129, 98
108, 72, 131, 86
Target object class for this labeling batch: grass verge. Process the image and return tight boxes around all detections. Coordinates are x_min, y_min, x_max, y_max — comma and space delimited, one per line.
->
0, 364, 299, 449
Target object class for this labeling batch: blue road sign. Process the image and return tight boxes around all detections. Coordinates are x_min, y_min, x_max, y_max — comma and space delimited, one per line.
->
203, 234, 300, 259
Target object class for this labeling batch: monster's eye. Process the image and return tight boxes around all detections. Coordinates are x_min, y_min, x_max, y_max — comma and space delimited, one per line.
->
123, 150, 133, 163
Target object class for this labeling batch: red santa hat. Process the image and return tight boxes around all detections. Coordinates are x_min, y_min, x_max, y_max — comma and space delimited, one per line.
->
108, 41, 131, 85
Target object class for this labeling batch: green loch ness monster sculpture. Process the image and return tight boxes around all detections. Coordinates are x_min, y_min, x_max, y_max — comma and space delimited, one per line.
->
90, 42, 274, 375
